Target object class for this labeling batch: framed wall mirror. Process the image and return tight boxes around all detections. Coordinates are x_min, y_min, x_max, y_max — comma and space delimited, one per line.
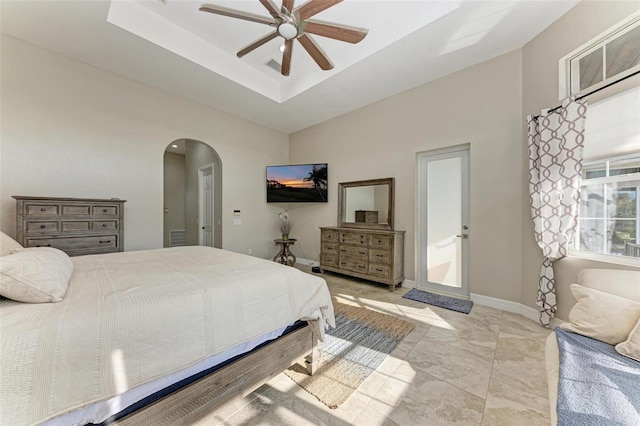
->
338, 178, 394, 230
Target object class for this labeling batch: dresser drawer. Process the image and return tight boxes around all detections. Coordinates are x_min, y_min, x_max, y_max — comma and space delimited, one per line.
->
25, 235, 118, 251
322, 242, 339, 255
321, 254, 338, 267
339, 258, 367, 273
369, 249, 391, 263
339, 245, 368, 259
370, 234, 393, 248
93, 220, 118, 231
61, 204, 92, 215
321, 230, 339, 243
25, 221, 59, 234
369, 263, 391, 278
93, 205, 119, 216
340, 232, 367, 246
25, 204, 59, 216
61, 221, 91, 232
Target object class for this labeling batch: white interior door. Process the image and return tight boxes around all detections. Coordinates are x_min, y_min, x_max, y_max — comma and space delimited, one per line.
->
417, 146, 470, 297
198, 164, 214, 247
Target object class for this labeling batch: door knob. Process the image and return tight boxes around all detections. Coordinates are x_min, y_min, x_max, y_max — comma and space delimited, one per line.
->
456, 234, 468, 238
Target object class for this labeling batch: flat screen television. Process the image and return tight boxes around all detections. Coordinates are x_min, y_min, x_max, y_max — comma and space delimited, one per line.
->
266, 163, 328, 203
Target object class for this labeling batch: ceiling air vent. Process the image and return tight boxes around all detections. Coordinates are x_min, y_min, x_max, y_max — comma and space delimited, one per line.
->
265, 59, 282, 74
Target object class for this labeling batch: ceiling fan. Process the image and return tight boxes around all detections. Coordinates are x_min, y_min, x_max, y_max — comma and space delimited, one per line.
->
199, 0, 368, 76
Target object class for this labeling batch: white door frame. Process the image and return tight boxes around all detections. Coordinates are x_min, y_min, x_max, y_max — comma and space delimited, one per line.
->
416, 145, 470, 297
198, 163, 215, 246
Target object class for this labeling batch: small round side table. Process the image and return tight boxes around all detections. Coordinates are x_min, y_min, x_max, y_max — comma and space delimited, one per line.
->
273, 238, 297, 266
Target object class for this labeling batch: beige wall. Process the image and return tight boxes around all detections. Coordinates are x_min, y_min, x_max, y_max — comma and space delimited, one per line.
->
2, 2, 638, 317
289, 50, 525, 303
521, 0, 640, 319
0, 35, 289, 259
290, 0, 640, 317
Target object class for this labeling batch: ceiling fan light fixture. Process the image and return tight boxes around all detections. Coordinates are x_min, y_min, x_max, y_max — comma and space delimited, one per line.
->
277, 22, 298, 39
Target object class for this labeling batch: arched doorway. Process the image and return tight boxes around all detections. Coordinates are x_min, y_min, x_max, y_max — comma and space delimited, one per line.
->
163, 139, 222, 248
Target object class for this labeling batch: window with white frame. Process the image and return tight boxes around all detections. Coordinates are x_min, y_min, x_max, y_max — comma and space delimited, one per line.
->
562, 16, 640, 97
575, 155, 640, 258
562, 14, 640, 262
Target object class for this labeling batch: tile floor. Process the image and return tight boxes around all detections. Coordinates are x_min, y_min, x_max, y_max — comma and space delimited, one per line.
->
202, 268, 552, 425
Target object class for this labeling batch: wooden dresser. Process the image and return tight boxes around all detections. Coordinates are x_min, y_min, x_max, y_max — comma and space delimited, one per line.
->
320, 226, 404, 291
13, 196, 126, 256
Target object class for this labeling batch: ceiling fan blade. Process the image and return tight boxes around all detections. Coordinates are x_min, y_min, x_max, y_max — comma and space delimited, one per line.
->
297, 0, 342, 21
297, 34, 333, 70
237, 31, 279, 58
281, 39, 294, 76
282, 0, 294, 15
258, 0, 281, 19
199, 5, 274, 25
304, 21, 367, 44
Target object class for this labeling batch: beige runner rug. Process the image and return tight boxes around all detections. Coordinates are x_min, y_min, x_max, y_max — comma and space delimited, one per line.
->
284, 301, 415, 409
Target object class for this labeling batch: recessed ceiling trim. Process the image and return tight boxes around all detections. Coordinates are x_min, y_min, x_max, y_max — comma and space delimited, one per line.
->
107, 0, 465, 104
107, 0, 282, 101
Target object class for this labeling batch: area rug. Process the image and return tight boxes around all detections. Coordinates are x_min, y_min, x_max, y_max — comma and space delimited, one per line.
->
402, 288, 473, 314
284, 301, 414, 409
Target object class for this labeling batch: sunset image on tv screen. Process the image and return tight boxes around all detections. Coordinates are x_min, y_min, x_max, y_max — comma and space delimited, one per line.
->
267, 164, 328, 203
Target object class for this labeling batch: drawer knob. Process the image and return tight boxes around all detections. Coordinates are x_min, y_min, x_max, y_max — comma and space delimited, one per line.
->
377, 254, 383, 257
99, 240, 112, 244
102, 224, 107, 227
358, 265, 364, 269
36, 244, 52, 247
376, 268, 383, 272
359, 251, 365, 255
40, 224, 46, 229
102, 209, 108, 213
40, 208, 46, 212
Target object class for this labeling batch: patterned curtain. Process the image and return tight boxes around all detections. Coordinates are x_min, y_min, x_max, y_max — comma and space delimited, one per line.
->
527, 98, 588, 327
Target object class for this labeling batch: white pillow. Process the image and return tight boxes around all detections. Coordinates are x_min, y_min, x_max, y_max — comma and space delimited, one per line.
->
0, 231, 23, 257
559, 284, 640, 345
616, 319, 640, 362
0, 247, 73, 303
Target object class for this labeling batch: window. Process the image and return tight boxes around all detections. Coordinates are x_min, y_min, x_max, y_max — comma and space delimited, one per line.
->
560, 16, 640, 98
562, 14, 640, 263
575, 155, 640, 259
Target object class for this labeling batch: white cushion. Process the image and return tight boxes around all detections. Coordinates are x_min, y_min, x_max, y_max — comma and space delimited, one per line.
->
0, 231, 23, 257
616, 319, 640, 362
0, 247, 73, 303
559, 284, 640, 345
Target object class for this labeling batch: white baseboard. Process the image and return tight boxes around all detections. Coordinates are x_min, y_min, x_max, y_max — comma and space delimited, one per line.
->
303, 267, 561, 328
470, 292, 564, 328
401, 279, 415, 289
295, 258, 319, 267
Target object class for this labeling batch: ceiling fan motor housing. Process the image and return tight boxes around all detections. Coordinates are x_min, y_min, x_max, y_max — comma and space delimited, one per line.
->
277, 22, 298, 39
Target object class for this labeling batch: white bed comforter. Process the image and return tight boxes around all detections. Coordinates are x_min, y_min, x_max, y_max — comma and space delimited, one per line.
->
0, 246, 335, 425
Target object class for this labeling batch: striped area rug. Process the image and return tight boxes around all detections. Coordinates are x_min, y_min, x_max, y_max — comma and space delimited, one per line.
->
284, 301, 414, 409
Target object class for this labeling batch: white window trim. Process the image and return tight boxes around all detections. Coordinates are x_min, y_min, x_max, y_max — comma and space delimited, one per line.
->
559, 11, 640, 100
572, 155, 640, 265
568, 249, 640, 267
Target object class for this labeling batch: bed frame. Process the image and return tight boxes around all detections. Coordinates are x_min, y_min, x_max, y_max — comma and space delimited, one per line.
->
112, 321, 319, 425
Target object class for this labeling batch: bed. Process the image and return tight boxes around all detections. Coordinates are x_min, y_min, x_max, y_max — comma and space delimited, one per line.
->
0, 243, 335, 425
